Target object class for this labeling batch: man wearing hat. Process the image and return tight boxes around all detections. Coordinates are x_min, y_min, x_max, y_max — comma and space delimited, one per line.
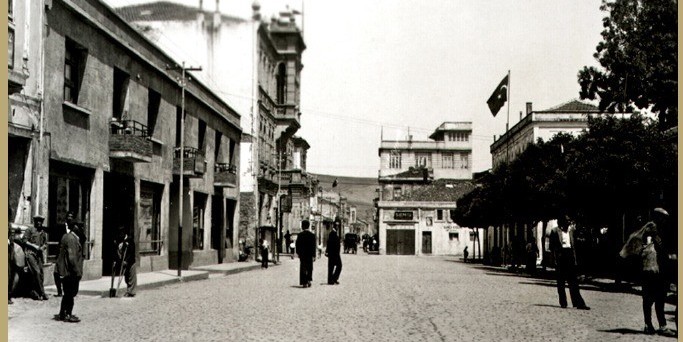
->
295, 220, 316, 288
20, 215, 49, 300
114, 226, 136, 297
325, 220, 343, 285
621, 208, 676, 336
55, 219, 84, 323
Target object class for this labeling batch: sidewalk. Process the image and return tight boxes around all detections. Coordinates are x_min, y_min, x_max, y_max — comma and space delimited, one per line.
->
44, 260, 275, 298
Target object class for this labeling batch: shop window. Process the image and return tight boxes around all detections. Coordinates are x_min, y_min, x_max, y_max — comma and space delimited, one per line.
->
48, 165, 92, 262
64, 38, 86, 104
139, 182, 162, 255
193, 193, 207, 250
449, 232, 459, 240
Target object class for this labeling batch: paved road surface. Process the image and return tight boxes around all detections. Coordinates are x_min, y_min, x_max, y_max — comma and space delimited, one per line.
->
8, 253, 677, 341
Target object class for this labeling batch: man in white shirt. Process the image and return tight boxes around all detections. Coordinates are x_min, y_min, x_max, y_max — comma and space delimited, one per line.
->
548, 214, 590, 310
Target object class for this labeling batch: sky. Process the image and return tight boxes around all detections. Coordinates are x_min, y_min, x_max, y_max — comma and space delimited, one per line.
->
106, 0, 606, 178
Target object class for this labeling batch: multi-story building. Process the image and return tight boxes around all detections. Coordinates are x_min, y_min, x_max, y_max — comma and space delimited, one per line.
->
8, 0, 47, 229
486, 99, 627, 265
33, 0, 241, 282
376, 122, 480, 256
116, 1, 311, 254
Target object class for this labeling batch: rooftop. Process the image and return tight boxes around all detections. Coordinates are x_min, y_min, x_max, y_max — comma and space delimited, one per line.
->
115, 1, 245, 24
429, 122, 473, 140
538, 99, 599, 113
399, 179, 475, 202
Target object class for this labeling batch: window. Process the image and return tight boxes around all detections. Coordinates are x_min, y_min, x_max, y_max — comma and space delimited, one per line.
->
276, 63, 286, 104
198, 119, 206, 152
442, 153, 455, 169
175, 106, 182, 147
415, 153, 431, 168
8, 27, 14, 69
460, 153, 469, 169
449, 232, 459, 240
147, 88, 161, 135
112, 68, 130, 120
389, 151, 401, 169
64, 39, 85, 104
449, 209, 456, 222
193, 193, 207, 250
436, 209, 444, 221
470, 231, 476, 242
393, 187, 402, 200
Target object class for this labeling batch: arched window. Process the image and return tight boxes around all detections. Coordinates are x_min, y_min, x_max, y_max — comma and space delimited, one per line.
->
276, 63, 287, 104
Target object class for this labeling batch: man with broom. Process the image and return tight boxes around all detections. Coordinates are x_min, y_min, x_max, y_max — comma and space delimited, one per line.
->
113, 226, 136, 298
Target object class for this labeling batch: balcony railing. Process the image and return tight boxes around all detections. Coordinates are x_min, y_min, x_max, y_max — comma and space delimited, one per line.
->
274, 104, 301, 122
173, 147, 206, 177
214, 163, 237, 187
109, 119, 152, 162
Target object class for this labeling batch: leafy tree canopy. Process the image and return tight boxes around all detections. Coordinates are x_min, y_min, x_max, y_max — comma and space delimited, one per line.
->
578, 0, 677, 130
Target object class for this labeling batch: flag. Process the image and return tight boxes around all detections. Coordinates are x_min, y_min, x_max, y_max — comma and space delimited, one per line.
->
487, 75, 509, 117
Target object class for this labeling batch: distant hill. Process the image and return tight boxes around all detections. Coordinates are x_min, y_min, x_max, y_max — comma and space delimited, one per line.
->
310, 173, 378, 223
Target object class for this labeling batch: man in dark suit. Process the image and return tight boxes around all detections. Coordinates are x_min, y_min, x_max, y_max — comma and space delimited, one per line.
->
296, 220, 316, 288
325, 221, 342, 285
548, 214, 589, 310
55, 222, 84, 322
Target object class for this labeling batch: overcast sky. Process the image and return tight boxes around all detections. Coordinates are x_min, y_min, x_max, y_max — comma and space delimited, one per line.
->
107, 0, 606, 178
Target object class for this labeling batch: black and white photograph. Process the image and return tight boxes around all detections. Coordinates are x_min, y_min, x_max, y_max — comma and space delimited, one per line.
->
6, 0, 678, 340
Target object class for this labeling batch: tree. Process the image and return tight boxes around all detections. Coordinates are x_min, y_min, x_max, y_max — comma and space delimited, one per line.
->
578, 0, 677, 130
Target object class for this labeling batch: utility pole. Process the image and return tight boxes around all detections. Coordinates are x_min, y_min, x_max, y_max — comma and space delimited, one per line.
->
167, 62, 202, 277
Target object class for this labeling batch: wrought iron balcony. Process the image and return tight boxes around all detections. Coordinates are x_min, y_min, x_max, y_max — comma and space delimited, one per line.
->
214, 163, 237, 187
109, 119, 152, 163
173, 146, 206, 177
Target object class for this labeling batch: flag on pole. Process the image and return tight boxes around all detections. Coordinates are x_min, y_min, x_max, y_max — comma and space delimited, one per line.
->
487, 75, 509, 117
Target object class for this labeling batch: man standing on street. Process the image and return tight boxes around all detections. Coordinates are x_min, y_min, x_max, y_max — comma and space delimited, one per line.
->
53, 212, 76, 297
284, 230, 291, 254
325, 220, 342, 285
296, 220, 316, 288
115, 226, 137, 297
55, 221, 84, 323
548, 214, 589, 310
620, 208, 676, 337
20, 215, 49, 301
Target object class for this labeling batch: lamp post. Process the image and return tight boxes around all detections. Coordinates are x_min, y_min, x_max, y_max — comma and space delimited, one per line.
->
167, 62, 202, 277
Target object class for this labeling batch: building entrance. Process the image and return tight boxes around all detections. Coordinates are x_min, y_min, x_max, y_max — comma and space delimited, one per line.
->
386, 228, 415, 255
421, 231, 432, 254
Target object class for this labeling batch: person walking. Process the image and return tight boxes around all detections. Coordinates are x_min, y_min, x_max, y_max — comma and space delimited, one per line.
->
260, 237, 270, 269
620, 208, 676, 336
55, 222, 84, 323
284, 230, 292, 254
463, 246, 469, 263
295, 220, 316, 288
53, 212, 76, 297
325, 221, 342, 285
548, 214, 589, 310
114, 227, 137, 297
20, 215, 49, 301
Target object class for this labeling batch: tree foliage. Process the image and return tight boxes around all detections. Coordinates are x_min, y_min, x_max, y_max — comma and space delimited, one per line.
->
578, 0, 677, 130
454, 114, 676, 231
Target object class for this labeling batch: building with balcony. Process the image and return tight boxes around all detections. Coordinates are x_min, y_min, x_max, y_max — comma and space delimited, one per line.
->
37, 0, 241, 282
8, 0, 48, 232
116, 1, 309, 253
377, 122, 480, 256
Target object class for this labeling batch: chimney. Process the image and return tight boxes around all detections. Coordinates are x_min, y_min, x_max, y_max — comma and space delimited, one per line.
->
213, 0, 221, 29
197, 0, 204, 27
519, 111, 523, 120
526, 102, 532, 115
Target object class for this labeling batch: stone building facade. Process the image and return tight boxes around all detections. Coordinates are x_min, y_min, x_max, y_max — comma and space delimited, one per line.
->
377, 122, 480, 256
116, 1, 312, 254
28, 0, 242, 283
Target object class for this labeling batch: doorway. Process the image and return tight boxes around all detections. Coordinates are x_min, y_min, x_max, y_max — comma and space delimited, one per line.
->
421, 231, 432, 254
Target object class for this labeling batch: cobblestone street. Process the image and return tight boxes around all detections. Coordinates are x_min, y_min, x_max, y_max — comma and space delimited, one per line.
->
9, 254, 677, 341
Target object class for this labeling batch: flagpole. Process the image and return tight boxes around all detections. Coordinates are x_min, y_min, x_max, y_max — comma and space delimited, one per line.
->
506, 69, 511, 132
506, 70, 511, 164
